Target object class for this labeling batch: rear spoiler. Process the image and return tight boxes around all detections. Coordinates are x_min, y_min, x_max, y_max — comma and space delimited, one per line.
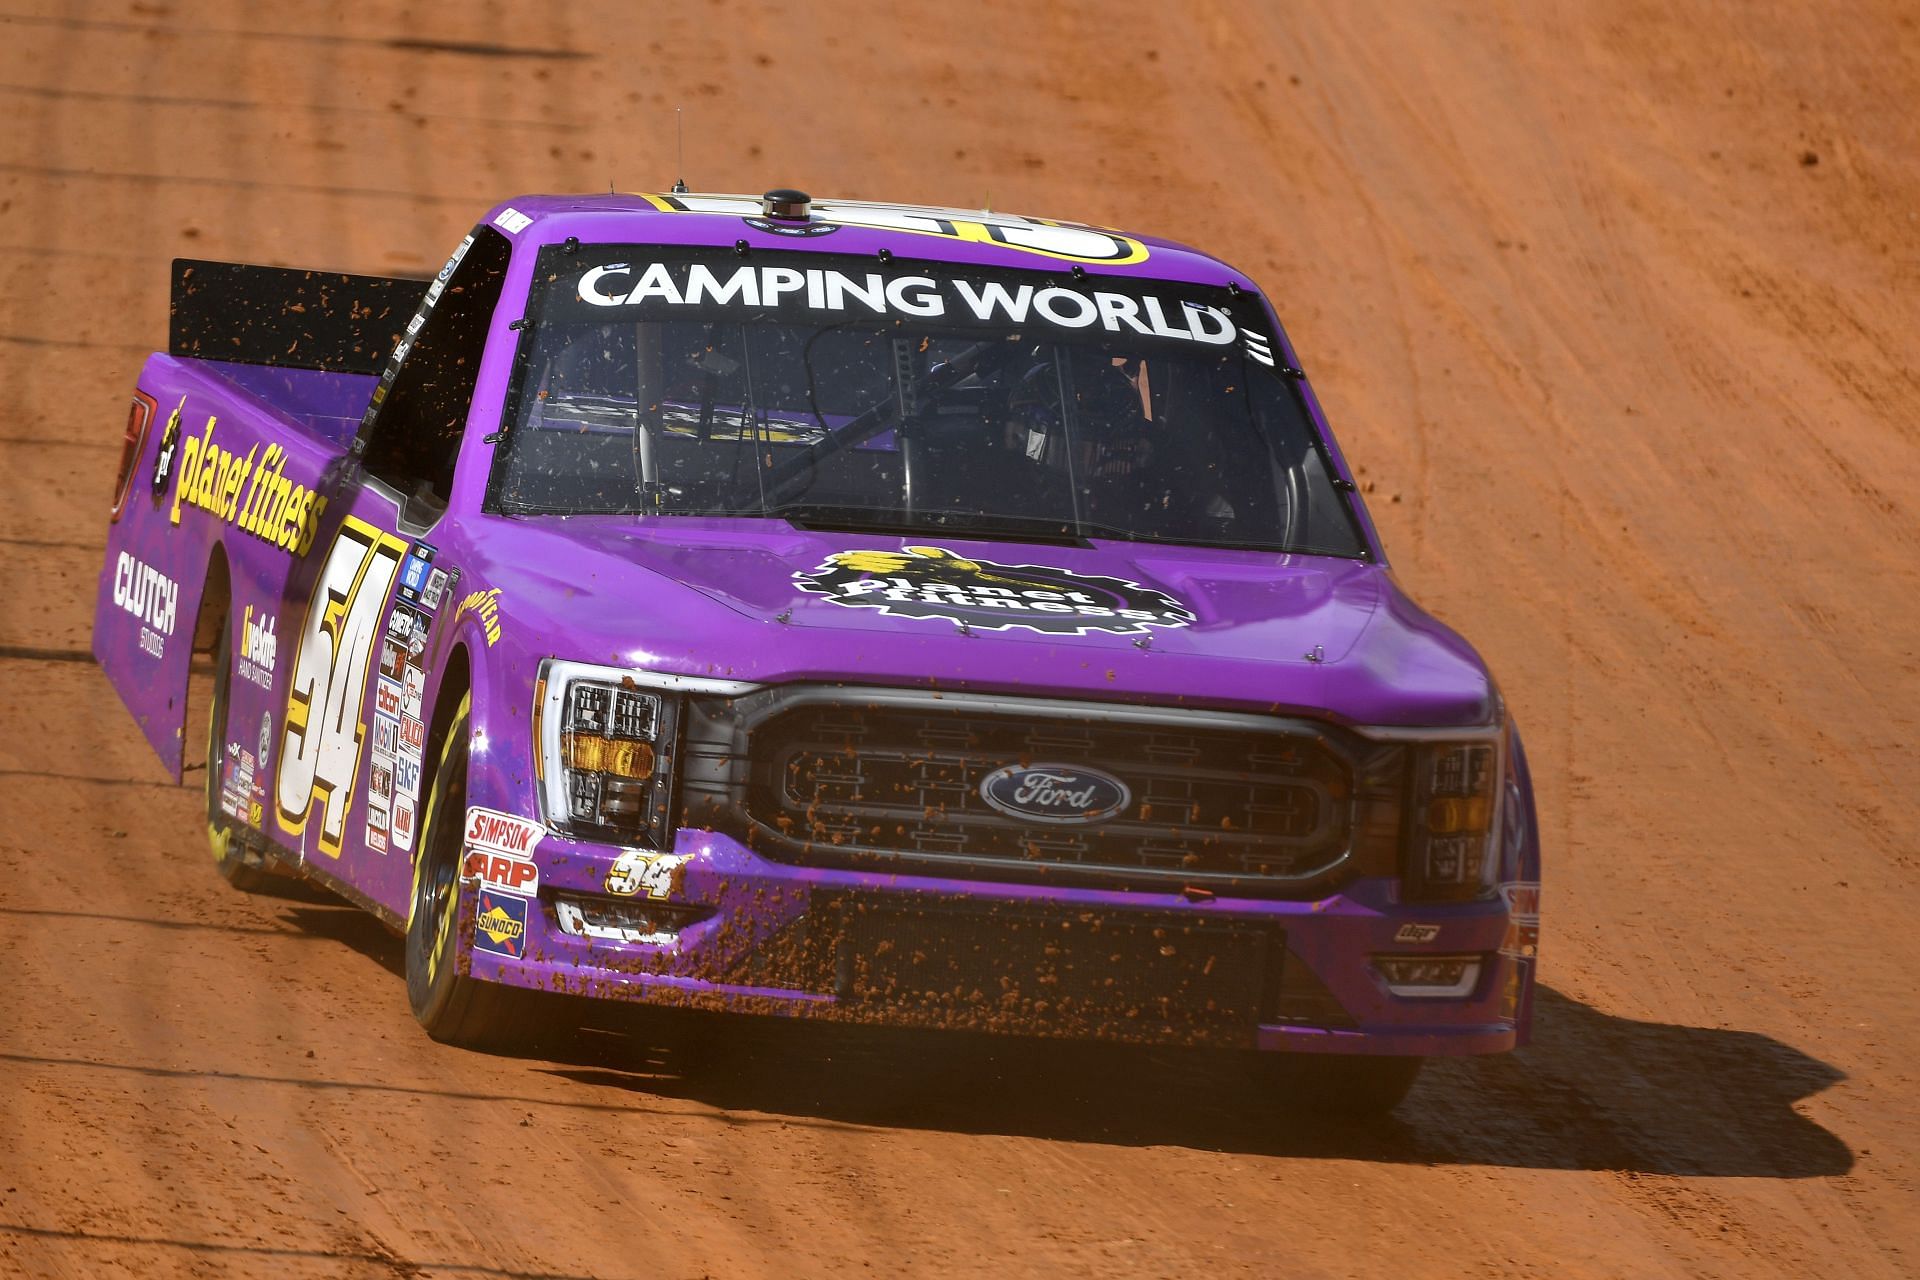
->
169, 258, 431, 375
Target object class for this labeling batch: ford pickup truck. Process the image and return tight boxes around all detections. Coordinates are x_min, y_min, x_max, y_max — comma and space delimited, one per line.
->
93, 189, 1541, 1114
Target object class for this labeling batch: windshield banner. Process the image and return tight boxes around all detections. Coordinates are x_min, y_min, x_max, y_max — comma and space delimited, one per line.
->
541, 247, 1265, 356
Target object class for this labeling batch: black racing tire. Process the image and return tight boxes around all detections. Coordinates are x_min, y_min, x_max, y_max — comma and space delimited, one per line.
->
1247, 1053, 1425, 1119
405, 694, 564, 1051
205, 609, 275, 892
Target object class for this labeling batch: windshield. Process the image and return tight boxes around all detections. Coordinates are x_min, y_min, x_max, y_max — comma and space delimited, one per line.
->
488, 247, 1366, 557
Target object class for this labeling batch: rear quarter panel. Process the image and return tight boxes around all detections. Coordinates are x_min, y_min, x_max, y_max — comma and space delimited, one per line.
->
92, 354, 349, 779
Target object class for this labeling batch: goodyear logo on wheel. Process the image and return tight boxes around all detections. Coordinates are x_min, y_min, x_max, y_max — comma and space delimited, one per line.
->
473, 889, 528, 959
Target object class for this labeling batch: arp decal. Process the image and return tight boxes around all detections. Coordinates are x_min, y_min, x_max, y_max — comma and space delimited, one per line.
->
277, 516, 406, 858
472, 889, 528, 958
640, 192, 1150, 265
794, 545, 1195, 637
462, 848, 539, 896
112, 551, 177, 658
166, 418, 329, 556
606, 850, 690, 900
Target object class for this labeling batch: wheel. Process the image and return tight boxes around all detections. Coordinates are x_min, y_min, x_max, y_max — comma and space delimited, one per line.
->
1247, 1053, 1425, 1118
205, 608, 275, 892
406, 693, 565, 1050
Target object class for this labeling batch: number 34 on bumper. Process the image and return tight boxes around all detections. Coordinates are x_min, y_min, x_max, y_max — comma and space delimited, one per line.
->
606, 850, 690, 899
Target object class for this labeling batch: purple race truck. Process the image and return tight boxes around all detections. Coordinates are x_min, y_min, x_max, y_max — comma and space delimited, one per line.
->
93, 189, 1539, 1113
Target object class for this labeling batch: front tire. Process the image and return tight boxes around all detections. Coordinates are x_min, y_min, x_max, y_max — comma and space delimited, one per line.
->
406, 694, 559, 1050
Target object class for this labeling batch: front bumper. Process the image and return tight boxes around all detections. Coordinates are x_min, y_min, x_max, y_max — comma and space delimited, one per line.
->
461, 827, 1533, 1057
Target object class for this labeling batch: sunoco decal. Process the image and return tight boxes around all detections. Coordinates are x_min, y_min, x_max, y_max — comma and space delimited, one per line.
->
472, 889, 528, 959
793, 545, 1194, 637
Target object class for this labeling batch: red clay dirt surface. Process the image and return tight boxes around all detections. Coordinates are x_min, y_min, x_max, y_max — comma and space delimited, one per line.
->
2, 2, 1917, 1277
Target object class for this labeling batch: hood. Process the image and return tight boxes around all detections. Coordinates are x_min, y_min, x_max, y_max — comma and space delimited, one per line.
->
472, 516, 1495, 727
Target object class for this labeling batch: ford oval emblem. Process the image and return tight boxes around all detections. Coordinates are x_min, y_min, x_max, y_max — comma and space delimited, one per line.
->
979, 763, 1132, 825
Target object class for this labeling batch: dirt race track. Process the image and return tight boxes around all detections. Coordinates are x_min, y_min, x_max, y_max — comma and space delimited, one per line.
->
1, 1, 1917, 1276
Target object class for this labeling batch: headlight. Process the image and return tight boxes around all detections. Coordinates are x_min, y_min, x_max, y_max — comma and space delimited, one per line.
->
1404, 736, 1504, 901
1354, 722, 1506, 901
536, 660, 681, 848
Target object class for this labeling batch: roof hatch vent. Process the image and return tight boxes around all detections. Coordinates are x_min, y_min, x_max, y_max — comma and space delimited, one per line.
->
761, 188, 812, 220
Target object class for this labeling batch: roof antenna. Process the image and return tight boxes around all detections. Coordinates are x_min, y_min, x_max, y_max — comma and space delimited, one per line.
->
671, 108, 689, 194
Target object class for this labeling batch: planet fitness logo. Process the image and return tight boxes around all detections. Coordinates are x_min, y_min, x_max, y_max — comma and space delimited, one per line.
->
793, 546, 1195, 637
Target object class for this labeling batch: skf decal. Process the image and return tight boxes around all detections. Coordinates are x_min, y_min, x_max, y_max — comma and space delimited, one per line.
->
465, 806, 542, 857
473, 889, 529, 958
113, 552, 177, 658
277, 517, 406, 858
167, 417, 328, 556
795, 545, 1195, 637
462, 848, 539, 896
606, 849, 690, 900
237, 604, 277, 690
456, 588, 502, 647
1500, 881, 1541, 960
1394, 923, 1441, 944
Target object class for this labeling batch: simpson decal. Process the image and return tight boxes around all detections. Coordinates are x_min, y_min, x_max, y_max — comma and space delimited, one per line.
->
465, 807, 542, 857
473, 889, 528, 958
794, 545, 1194, 636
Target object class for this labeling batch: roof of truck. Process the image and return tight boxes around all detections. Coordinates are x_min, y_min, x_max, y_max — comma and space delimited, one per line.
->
478, 191, 1251, 289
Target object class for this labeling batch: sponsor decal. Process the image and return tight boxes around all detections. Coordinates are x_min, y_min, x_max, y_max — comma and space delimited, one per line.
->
794, 545, 1194, 637
606, 849, 690, 900
1500, 881, 1541, 959
1243, 329, 1276, 368
397, 544, 435, 602
166, 419, 328, 556
150, 394, 184, 495
978, 763, 1130, 825
367, 822, 388, 854
112, 552, 178, 655
379, 637, 404, 681
422, 567, 450, 610
388, 602, 429, 656
373, 714, 399, 757
236, 604, 277, 690
277, 517, 406, 858
391, 794, 416, 851
455, 587, 502, 647
1394, 923, 1442, 945
374, 678, 403, 719
392, 753, 421, 800
473, 889, 529, 958
399, 715, 425, 753
370, 762, 392, 802
402, 664, 425, 719
571, 262, 1240, 353
640, 192, 1149, 265
465, 806, 542, 857
493, 206, 533, 236
113, 551, 176, 658
462, 848, 539, 895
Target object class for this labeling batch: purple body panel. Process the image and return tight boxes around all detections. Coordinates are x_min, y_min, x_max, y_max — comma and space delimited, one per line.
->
91, 192, 1540, 1057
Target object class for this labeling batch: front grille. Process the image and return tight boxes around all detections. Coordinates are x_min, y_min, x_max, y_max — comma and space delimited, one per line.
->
717, 700, 1354, 891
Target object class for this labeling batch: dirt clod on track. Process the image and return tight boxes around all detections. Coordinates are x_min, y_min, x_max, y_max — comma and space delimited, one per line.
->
2, 2, 1917, 1277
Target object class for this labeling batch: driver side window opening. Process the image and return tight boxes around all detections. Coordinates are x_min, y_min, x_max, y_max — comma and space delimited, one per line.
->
358, 225, 514, 525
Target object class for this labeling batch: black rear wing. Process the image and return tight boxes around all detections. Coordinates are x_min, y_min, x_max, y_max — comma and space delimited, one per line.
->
169, 258, 431, 375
